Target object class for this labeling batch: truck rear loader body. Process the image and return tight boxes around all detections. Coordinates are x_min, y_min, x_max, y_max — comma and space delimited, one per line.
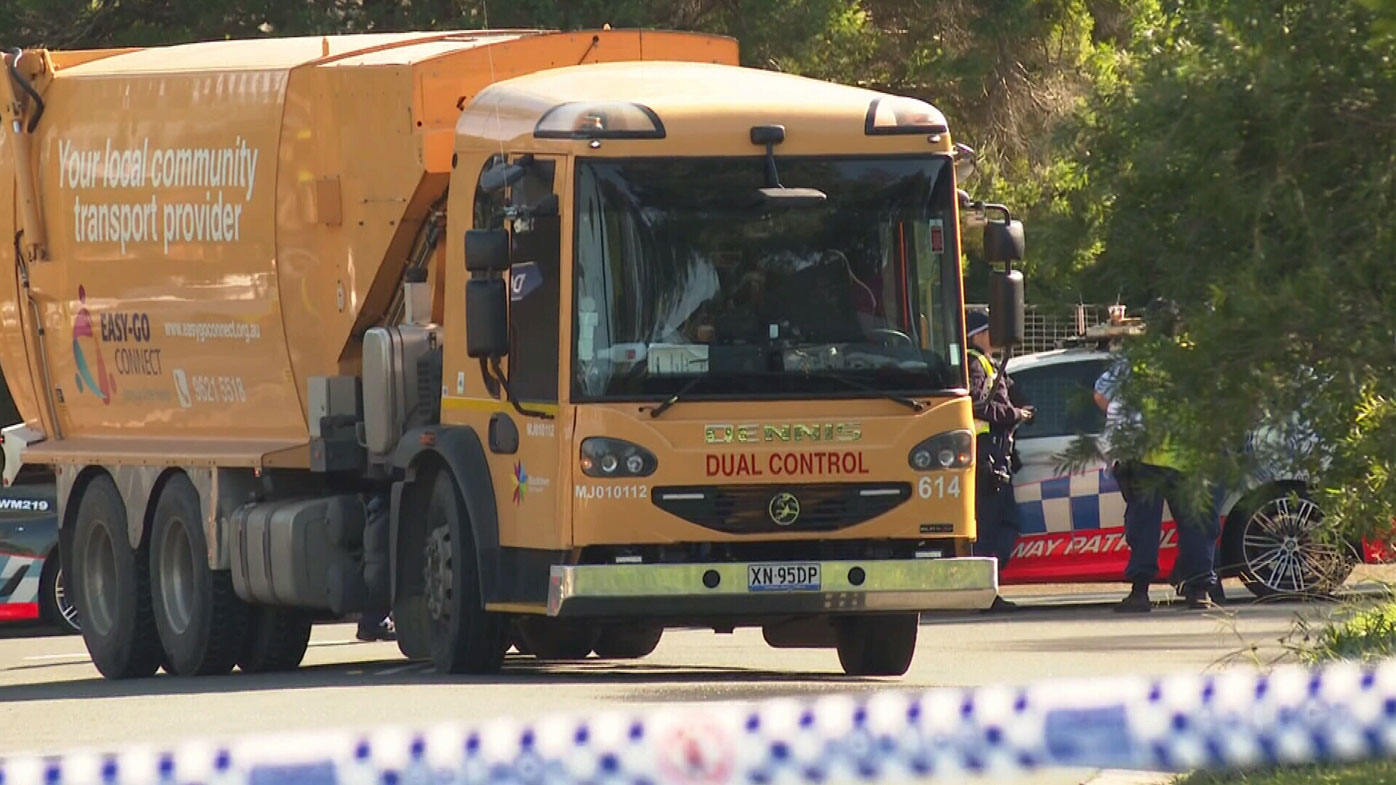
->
0, 29, 1024, 678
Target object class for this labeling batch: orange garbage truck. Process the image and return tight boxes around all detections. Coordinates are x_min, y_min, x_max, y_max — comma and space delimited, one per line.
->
0, 29, 1027, 679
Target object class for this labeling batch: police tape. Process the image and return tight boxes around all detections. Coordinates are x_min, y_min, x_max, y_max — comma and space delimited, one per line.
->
5, 657, 1396, 785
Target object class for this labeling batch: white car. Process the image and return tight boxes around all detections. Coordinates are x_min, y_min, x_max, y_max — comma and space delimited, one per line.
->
997, 347, 1375, 598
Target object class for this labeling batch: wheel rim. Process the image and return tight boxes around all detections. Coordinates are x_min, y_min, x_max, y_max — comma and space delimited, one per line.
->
423, 526, 453, 625
157, 518, 196, 635
1241, 495, 1345, 594
54, 568, 80, 630
80, 526, 117, 636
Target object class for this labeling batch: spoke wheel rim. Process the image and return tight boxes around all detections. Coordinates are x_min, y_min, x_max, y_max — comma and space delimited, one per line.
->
1242, 496, 1343, 595
54, 568, 79, 630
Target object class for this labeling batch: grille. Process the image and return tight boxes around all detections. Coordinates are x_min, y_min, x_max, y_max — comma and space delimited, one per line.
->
650, 482, 911, 534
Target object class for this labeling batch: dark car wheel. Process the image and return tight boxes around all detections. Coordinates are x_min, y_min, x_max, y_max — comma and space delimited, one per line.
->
40, 557, 80, 635
1231, 490, 1355, 599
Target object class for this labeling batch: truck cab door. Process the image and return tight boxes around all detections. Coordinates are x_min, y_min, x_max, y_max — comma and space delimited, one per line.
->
491, 154, 565, 552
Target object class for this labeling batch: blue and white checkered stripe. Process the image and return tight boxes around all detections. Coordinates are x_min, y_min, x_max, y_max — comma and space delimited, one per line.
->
8, 658, 1396, 784
1016, 468, 1177, 535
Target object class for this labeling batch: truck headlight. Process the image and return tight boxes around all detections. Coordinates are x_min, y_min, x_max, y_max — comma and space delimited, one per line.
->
908, 430, 973, 471
580, 438, 657, 478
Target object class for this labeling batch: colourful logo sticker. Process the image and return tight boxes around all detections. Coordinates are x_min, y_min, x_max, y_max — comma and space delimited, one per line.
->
71, 285, 115, 405
511, 461, 528, 505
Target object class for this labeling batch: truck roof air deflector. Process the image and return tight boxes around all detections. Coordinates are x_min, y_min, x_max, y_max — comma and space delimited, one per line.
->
864, 96, 949, 136
533, 101, 665, 139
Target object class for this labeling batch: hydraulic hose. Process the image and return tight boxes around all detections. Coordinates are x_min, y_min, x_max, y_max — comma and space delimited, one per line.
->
4, 47, 45, 132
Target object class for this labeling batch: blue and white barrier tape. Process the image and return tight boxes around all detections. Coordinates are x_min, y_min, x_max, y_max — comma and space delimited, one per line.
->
5, 658, 1396, 785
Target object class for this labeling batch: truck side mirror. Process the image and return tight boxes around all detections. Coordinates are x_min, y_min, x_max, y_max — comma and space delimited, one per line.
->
465, 229, 510, 272
989, 269, 1025, 347
984, 218, 1025, 262
466, 278, 509, 358
479, 160, 527, 194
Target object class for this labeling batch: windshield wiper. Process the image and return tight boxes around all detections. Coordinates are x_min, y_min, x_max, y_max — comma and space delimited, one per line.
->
812, 371, 926, 411
647, 375, 708, 419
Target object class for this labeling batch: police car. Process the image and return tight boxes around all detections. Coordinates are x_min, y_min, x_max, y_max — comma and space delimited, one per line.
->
999, 345, 1374, 599
0, 419, 77, 634
0, 477, 76, 632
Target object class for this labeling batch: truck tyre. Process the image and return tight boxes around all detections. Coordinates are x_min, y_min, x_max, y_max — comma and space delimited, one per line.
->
517, 618, 597, 660
149, 474, 248, 676
422, 471, 505, 674
834, 614, 918, 677
40, 556, 81, 635
393, 594, 433, 660
71, 474, 163, 679
592, 625, 662, 659
239, 606, 312, 673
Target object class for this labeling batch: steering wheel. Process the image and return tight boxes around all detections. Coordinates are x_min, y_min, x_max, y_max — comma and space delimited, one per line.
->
869, 328, 917, 349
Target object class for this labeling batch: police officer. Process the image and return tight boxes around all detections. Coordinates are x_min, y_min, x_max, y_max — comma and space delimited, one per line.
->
1093, 299, 1222, 613
356, 491, 397, 641
966, 310, 1034, 612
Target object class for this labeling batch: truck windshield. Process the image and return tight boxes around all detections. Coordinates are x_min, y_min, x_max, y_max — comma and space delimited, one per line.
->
572, 155, 964, 402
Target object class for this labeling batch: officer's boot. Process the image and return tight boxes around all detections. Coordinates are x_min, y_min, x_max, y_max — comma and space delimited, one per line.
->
1183, 582, 1221, 610
1114, 581, 1152, 613
1208, 582, 1227, 607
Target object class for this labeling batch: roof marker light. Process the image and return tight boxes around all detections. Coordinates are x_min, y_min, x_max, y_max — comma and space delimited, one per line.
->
534, 101, 666, 140
864, 96, 949, 136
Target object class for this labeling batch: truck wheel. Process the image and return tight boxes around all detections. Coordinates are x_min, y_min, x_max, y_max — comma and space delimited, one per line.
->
239, 606, 312, 673
149, 474, 248, 676
422, 471, 505, 674
40, 557, 81, 635
393, 594, 433, 660
834, 614, 918, 677
592, 625, 662, 659
517, 618, 597, 660
71, 474, 162, 679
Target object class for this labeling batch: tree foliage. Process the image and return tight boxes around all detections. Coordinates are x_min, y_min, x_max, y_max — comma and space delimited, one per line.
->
1049, 0, 1396, 536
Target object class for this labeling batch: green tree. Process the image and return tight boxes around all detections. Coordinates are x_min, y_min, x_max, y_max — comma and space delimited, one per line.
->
1050, 0, 1396, 538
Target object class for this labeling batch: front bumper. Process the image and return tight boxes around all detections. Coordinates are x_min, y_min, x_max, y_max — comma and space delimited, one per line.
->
546, 557, 997, 618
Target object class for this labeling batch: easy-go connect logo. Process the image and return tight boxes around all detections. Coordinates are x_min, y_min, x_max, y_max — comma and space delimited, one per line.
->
71, 285, 115, 405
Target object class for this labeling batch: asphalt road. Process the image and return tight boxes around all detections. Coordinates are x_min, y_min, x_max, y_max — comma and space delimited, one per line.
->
0, 581, 1380, 785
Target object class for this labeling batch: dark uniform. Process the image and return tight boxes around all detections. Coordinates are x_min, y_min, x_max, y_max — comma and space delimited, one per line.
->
356, 492, 397, 641
1095, 302, 1223, 612
965, 312, 1031, 588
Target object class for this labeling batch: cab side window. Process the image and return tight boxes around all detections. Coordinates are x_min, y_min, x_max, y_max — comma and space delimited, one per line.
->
472, 155, 509, 399
505, 157, 560, 403
473, 154, 507, 230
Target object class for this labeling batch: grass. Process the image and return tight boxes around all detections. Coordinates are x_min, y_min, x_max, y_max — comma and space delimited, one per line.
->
1299, 599, 1396, 663
1175, 760, 1396, 784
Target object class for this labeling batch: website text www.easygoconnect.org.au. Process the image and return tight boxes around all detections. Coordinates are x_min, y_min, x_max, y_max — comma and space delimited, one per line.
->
163, 320, 261, 343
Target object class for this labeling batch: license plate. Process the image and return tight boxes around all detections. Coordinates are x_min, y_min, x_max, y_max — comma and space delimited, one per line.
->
747, 563, 821, 592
